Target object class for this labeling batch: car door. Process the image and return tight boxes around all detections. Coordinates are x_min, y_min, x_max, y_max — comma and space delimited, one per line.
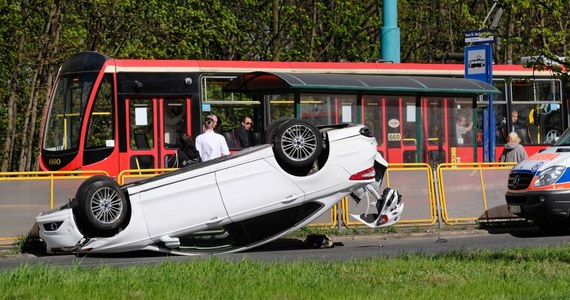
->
137, 171, 229, 238
216, 159, 305, 222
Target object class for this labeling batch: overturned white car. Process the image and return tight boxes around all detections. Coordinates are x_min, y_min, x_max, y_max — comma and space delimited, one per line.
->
36, 119, 403, 255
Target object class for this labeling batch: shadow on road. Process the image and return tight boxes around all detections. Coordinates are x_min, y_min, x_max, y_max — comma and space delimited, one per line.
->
478, 221, 570, 238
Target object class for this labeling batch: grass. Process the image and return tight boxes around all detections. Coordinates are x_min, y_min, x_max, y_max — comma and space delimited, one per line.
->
2, 244, 570, 299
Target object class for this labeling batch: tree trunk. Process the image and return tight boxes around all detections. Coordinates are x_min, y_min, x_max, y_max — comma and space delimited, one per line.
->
1, 37, 26, 172
18, 1, 64, 171
271, 0, 286, 61
308, 0, 317, 61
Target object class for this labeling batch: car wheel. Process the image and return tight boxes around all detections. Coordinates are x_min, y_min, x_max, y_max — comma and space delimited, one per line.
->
265, 117, 294, 144
76, 176, 128, 234
273, 119, 323, 167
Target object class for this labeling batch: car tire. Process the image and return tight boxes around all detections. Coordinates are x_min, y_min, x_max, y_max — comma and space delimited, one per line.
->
74, 175, 110, 208
273, 119, 323, 167
265, 117, 294, 144
75, 176, 128, 235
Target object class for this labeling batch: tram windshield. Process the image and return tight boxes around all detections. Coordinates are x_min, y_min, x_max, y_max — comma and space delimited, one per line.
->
43, 72, 98, 151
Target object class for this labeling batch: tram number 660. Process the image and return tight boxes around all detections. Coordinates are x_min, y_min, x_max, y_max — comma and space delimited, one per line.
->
48, 159, 61, 166
387, 133, 401, 141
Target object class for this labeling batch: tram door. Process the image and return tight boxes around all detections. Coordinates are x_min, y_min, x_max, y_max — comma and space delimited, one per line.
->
363, 96, 418, 163
422, 98, 449, 166
124, 98, 190, 171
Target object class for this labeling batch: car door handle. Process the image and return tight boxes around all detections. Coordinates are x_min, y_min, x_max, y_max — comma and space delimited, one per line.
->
281, 194, 301, 204
206, 216, 225, 225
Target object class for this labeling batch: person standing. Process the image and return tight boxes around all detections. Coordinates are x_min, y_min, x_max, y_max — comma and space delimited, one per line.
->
455, 115, 473, 145
168, 133, 201, 167
164, 105, 185, 147
195, 114, 230, 161
234, 115, 255, 148
502, 110, 531, 144
499, 131, 528, 163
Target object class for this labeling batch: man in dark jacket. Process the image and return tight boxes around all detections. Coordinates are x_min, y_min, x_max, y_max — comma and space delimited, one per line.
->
235, 115, 254, 148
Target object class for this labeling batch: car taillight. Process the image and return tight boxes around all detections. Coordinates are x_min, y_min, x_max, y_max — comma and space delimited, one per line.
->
349, 166, 375, 180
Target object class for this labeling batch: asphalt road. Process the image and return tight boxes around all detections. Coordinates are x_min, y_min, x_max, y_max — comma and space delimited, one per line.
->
2, 225, 570, 270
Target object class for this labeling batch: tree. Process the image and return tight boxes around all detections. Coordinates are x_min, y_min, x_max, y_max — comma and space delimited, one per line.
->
2, 0, 570, 171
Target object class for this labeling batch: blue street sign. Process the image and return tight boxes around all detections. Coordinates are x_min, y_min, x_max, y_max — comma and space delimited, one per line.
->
465, 42, 495, 162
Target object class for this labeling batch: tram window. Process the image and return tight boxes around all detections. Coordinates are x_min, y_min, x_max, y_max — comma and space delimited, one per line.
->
201, 76, 237, 102
204, 93, 260, 145
363, 96, 383, 145
534, 79, 561, 101
493, 103, 508, 144
426, 98, 446, 146
202, 76, 262, 135
511, 79, 534, 101
401, 98, 416, 147
130, 155, 154, 170
130, 99, 154, 150
163, 99, 187, 148
86, 75, 114, 149
453, 100, 473, 146
43, 73, 97, 151
511, 79, 561, 102
300, 94, 356, 126
267, 94, 294, 123
500, 104, 562, 145
208, 99, 259, 131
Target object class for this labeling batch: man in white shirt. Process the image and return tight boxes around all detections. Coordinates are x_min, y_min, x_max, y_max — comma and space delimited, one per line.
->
195, 114, 230, 161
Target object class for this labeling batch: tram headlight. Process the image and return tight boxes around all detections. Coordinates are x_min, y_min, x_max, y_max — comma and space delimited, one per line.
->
534, 165, 566, 187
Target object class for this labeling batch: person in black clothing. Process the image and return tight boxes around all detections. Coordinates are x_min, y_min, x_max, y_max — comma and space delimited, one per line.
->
234, 115, 255, 148
168, 133, 201, 168
501, 110, 532, 144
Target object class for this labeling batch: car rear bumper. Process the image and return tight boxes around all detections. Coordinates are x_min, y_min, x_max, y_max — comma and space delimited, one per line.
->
506, 189, 570, 221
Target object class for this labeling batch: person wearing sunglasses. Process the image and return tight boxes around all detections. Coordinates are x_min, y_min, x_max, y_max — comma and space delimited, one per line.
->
195, 114, 230, 161
234, 115, 255, 148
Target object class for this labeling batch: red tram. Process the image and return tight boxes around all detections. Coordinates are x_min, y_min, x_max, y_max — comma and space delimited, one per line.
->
40, 52, 567, 177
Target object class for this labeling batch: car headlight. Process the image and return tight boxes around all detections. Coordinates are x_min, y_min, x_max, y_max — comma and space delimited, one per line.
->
534, 165, 566, 187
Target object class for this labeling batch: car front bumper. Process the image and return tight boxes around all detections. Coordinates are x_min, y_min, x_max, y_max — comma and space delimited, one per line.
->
36, 208, 84, 254
506, 189, 570, 222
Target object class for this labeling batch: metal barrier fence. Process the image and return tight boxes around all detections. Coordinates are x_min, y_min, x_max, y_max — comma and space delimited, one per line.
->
343, 163, 438, 227
0, 170, 109, 241
437, 162, 518, 224
0, 163, 519, 241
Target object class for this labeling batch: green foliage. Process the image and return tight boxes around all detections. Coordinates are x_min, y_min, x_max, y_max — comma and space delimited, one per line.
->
2, 0, 570, 171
